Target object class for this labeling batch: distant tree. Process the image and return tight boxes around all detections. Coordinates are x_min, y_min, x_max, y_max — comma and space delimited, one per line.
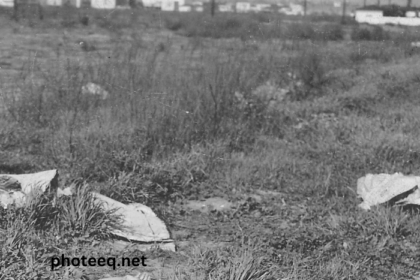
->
129, 0, 136, 8
13, 0, 18, 21
342, 0, 346, 24
38, 0, 44, 20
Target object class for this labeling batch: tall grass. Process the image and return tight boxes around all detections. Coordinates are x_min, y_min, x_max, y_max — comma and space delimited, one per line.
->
0, 184, 121, 279
2, 24, 417, 179
1, 38, 291, 179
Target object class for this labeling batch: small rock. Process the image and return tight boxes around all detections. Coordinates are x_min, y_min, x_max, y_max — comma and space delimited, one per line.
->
279, 221, 289, 229
357, 173, 420, 210
252, 210, 262, 218
171, 229, 191, 240
81, 83, 109, 100
184, 197, 232, 213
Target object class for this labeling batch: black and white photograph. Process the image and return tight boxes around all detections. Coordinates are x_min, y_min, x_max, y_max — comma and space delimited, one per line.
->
1, 0, 420, 278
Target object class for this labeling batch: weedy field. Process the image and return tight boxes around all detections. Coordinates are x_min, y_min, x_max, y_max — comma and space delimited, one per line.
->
1, 6, 420, 280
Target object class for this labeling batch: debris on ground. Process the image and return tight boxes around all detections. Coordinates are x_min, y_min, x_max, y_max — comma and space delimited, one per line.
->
0, 169, 58, 208
0, 170, 175, 251
92, 192, 175, 251
357, 172, 420, 210
411, 42, 420, 48
81, 82, 109, 100
184, 197, 232, 213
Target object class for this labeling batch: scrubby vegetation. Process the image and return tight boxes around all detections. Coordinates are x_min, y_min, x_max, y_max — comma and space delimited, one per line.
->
1, 6, 420, 279
164, 12, 347, 41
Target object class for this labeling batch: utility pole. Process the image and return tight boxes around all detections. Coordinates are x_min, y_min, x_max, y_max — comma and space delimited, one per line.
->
377, 0, 380, 6
303, 0, 307, 16
13, 0, 18, 21
38, 0, 44, 20
363, 0, 366, 7
341, 0, 346, 24
407, 0, 412, 7
210, 0, 216, 17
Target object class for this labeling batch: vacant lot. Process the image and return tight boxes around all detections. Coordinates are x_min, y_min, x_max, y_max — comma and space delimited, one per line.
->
1, 7, 420, 280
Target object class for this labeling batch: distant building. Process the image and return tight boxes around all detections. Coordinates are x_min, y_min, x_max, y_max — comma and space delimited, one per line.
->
279, 3, 304, 15
193, 5, 202, 11
179, 4, 191, 11
248, 3, 271, 12
406, 10, 418, 17
0, 0, 13, 6
255, 3, 271, 12
218, 2, 234, 12
91, 0, 115, 8
45, 0, 63, 6
161, 0, 185, 11
189, 1, 202, 11
354, 8, 383, 22
355, 5, 420, 26
142, 0, 161, 8
236, 2, 250, 12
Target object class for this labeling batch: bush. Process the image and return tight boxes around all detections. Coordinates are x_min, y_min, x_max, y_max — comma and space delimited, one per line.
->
351, 26, 390, 41
318, 23, 344, 41
349, 42, 400, 63
284, 23, 316, 40
163, 13, 344, 42
164, 15, 183, 31
295, 49, 329, 98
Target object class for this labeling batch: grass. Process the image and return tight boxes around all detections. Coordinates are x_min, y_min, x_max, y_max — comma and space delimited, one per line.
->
0, 185, 121, 279
1, 7, 420, 279
163, 12, 346, 41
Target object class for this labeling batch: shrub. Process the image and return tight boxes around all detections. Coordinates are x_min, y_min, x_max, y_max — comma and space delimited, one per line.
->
318, 23, 344, 41
163, 13, 343, 42
349, 42, 400, 63
351, 26, 390, 41
164, 15, 183, 31
284, 22, 316, 40
293, 49, 329, 99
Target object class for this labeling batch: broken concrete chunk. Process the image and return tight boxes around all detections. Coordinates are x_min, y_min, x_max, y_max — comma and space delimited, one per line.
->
0, 169, 58, 194
393, 186, 420, 206
0, 176, 21, 191
92, 192, 175, 250
0, 170, 174, 251
0, 169, 58, 208
357, 173, 420, 210
0, 191, 26, 209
